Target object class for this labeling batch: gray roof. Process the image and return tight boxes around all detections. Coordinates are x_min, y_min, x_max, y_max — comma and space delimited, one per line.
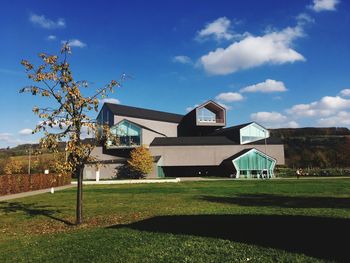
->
150, 136, 237, 146
210, 122, 254, 135
104, 103, 184, 123
246, 137, 283, 145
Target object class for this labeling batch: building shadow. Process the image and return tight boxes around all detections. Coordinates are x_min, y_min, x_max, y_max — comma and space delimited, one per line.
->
0, 201, 74, 226
199, 194, 350, 209
109, 214, 350, 262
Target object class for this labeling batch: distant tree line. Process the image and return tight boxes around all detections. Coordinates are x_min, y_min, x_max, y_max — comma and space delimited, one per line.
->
271, 127, 350, 168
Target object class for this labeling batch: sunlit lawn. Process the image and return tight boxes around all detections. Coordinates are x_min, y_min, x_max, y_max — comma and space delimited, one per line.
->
1, 179, 350, 262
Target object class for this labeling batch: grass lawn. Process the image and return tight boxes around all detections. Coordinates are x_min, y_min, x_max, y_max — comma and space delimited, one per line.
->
1, 179, 350, 262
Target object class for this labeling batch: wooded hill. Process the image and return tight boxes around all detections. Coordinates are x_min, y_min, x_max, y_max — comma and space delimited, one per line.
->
270, 127, 350, 168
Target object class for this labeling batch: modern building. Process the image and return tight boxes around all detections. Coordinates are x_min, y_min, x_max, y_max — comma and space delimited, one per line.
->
84, 100, 284, 179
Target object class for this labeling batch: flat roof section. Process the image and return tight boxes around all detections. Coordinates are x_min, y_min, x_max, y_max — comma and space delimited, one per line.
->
150, 136, 238, 146
104, 103, 184, 123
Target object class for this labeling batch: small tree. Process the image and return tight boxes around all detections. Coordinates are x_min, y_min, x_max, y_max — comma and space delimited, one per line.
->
20, 43, 125, 225
127, 146, 153, 178
4, 158, 24, 175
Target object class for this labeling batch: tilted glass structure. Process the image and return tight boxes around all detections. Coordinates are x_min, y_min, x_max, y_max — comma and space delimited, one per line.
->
240, 123, 269, 144
232, 149, 276, 178
107, 119, 141, 147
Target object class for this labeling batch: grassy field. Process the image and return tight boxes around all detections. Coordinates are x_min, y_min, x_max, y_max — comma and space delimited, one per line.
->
1, 179, 350, 262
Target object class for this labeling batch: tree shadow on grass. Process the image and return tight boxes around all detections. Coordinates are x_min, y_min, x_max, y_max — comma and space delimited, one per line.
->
109, 214, 350, 262
200, 194, 350, 209
0, 202, 74, 226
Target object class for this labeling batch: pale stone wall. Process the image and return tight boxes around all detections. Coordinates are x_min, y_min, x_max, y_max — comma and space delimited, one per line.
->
149, 144, 285, 166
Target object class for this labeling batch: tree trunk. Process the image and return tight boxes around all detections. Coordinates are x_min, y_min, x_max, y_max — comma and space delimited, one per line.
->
76, 166, 83, 225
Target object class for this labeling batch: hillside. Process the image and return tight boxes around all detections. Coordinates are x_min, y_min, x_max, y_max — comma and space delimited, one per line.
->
270, 127, 350, 168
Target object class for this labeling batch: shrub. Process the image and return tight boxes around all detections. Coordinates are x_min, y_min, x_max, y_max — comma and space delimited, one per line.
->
3, 158, 25, 175
127, 146, 153, 178
0, 173, 71, 196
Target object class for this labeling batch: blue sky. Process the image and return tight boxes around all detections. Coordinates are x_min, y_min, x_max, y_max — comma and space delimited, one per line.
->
0, 0, 350, 147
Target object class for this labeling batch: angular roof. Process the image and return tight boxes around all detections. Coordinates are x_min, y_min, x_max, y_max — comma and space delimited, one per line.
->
223, 147, 277, 163
246, 137, 283, 145
150, 136, 238, 146
210, 122, 254, 135
114, 119, 167, 137
223, 148, 253, 161
104, 103, 184, 123
196, 100, 226, 112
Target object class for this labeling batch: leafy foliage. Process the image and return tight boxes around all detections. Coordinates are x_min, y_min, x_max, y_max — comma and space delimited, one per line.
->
20, 44, 125, 175
3, 159, 24, 175
20, 43, 125, 224
127, 146, 153, 178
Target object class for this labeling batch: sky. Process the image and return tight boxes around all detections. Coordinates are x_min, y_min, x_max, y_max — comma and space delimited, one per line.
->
0, 0, 350, 148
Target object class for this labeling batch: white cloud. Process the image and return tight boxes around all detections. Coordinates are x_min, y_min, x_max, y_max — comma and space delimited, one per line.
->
240, 79, 287, 93
251, 111, 287, 123
0, 132, 36, 148
200, 25, 305, 75
285, 121, 300, 128
215, 92, 244, 102
216, 102, 232, 110
29, 14, 65, 29
311, 0, 339, 12
0, 133, 13, 142
19, 128, 33, 135
185, 104, 199, 112
62, 39, 87, 48
287, 96, 350, 117
317, 111, 350, 126
340, 89, 350, 97
296, 13, 315, 26
99, 98, 120, 104
47, 35, 56, 41
250, 112, 299, 128
197, 17, 237, 41
172, 56, 192, 64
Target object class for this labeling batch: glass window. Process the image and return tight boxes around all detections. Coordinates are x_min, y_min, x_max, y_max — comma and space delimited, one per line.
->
233, 149, 276, 177
107, 120, 141, 147
240, 123, 269, 144
197, 107, 216, 123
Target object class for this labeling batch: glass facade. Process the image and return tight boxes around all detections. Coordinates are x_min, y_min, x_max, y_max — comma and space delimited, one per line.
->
233, 149, 276, 178
197, 107, 216, 123
107, 120, 141, 147
240, 123, 269, 144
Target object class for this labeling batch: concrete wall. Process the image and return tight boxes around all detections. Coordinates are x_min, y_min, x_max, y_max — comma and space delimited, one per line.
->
149, 144, 285, 166
89, 146, 123, 160
84, 163, 124, 180
83, 147, 127, 179
142, 128, 165, 146
114, 115, 178, 138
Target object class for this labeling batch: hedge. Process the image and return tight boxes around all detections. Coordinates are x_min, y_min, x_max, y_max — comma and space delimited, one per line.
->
275, 167, 350, 177
0, 173, 71, 196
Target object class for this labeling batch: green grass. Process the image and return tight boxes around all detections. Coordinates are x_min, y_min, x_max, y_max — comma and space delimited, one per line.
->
1, 179, 350, 262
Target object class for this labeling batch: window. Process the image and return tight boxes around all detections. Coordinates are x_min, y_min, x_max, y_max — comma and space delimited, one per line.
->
233, 149, 276, 178
107, 120, 141, 147
197, 107, 216, 123
240, 123, 269, 144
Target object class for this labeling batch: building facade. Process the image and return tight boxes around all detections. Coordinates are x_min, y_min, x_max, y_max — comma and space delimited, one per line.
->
84, 100, 285, 179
